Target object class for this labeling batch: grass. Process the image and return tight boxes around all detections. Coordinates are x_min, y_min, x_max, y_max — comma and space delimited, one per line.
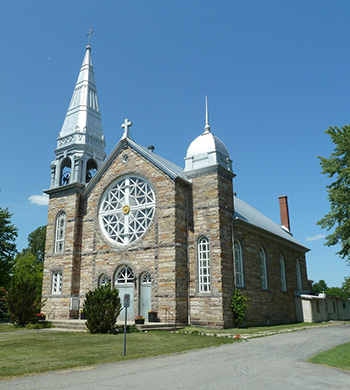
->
0, 323, 19, 333
179, 321, 337, 335
308, 342, 350, 371
0, 330, 239, 379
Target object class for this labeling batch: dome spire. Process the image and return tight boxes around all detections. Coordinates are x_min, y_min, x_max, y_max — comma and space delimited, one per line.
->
204, 95, 210, 133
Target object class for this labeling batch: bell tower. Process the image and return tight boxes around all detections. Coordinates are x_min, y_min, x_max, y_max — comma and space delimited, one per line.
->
50, 39, 106, 189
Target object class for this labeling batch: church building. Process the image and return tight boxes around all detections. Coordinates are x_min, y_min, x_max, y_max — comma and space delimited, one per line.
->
42, 44, 310, 328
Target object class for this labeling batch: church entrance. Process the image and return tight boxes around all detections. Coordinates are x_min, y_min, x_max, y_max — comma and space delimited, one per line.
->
115, 266, 134, 321
140, 273, 152, 319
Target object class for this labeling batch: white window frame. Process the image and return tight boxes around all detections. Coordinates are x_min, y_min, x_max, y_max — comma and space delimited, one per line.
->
198, 237, 211, 293
52, 271, 62, 294
55, 212, 66, 253
279, 254, 287, 292
296, 259, 302, 291
259, 247, 268, 290
98, 274, 110, 287
234, 239, 244, 287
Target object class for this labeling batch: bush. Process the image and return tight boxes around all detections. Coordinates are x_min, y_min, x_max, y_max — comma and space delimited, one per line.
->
2, 252, 43, 326
82, 283, 122, 334
230, 289, 249, 327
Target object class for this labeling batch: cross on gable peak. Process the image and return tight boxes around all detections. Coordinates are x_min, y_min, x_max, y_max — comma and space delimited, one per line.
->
121, 118, 133, 139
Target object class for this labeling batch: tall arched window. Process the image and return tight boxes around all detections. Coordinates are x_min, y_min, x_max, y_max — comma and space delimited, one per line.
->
259, 247, 268, 290
296, 259, 302, 291
86, 158, 98, 183
279, 254, 287, 292
234, 239, 244, 287
55, 212, 66, 253
198, 237, 210, 292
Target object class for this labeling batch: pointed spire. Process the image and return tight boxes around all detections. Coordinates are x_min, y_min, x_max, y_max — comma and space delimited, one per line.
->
59, 44, 103, 138
204, 95, 210, 133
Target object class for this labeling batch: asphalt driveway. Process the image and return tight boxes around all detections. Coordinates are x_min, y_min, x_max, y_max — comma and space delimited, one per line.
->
1, 324, 350, 389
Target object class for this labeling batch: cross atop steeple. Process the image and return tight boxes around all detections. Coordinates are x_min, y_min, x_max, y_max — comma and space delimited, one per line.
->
86, 27, 95, 47
121, 118, 133, 139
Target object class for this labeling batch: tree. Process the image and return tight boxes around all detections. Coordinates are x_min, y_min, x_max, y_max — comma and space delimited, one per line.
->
2, 251, 44, 326
312, 279, 328, 295
341, 277, 350, 298
0, 207, 18, 289
318, 125, 350, 262
82, 283, 121, 334
27, 225, 46, 263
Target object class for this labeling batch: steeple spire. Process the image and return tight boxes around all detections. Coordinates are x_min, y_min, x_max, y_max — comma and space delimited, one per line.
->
204, 95, 210, 133
50, 42, 106, 189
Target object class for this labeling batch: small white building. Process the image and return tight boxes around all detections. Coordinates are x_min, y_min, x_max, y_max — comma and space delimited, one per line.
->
295, 293, 350, 323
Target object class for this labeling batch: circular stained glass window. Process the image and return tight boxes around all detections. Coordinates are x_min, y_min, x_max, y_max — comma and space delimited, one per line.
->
99, 175, 155, 245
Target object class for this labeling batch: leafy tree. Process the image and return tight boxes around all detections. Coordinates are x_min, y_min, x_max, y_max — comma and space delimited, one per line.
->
341, 277, 350, 298
82, 283, 121, 334
0, 207, 18, 289
27, 225, 46, 263
325, 287, 348, 299
312, 279, 328, 295
2, 251, 44, 326
318, 125, 350, 262
230, 289, 249, 327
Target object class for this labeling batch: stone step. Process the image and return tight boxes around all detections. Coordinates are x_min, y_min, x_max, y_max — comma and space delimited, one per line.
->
50, 319, 183, 332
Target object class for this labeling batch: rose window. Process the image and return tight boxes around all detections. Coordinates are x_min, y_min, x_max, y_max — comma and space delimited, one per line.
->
99, 175, 155, 245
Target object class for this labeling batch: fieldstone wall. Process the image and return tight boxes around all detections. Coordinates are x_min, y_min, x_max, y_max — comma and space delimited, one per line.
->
233, 222, 309, 327
187, 168, 234, 328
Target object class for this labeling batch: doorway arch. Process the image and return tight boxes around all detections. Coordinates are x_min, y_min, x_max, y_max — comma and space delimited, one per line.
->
115, 266, 134, 320
140, 273, 152, 319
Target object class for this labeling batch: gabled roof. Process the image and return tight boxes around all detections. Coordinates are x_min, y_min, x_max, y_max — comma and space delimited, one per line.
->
83, 136, 189, 196
234, 196, 309, 251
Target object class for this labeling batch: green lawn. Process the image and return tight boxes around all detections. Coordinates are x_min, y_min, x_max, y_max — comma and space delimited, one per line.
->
308, 342, 350, 371
0, 331, 238, 379
0, 324, 18, 333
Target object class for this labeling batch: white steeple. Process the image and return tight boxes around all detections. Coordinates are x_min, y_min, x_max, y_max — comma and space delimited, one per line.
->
50, 40, 106, 189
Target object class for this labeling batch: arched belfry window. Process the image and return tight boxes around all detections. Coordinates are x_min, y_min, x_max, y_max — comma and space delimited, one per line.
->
55, 212, 66, 253
296, 259, 302, 291
234, 239, 244, 287
198, 237, 211, 292
259, 247, 268, 290
279, 254, 287, 292
60, 157, 71, 186
86, 158, 98, 183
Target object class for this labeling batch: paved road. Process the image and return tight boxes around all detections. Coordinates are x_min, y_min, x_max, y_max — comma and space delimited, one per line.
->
2, 324, 350, 389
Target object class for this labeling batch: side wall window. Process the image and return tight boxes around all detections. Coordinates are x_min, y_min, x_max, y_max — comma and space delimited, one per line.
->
259, 247, 268, 290
52, 271, 62, 294
55, 212, 66, 253
279, 254, 287, 292
234, 239, 244, 287
296, 259, 302, 291
198, 237, 210, 292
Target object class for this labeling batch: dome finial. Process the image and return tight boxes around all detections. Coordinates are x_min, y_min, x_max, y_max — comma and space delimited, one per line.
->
204, 95, 210, 133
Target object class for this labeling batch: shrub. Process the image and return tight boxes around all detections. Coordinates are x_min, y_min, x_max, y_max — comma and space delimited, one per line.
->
2, 252, 43, 326
230, 289, 249, 327
82, 283, 121, 334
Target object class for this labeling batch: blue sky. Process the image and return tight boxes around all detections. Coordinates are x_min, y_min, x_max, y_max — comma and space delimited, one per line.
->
1, 0, 349, 287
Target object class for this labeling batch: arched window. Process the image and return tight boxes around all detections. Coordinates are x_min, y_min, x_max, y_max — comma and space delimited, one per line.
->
60, 157, 71, 186
98, 274, 110, 287
55, 212, 66, 253
234, 239, 244, 287
86, 159, 98, 183
296, 259, 302, 291
198, 237, 210, 292
259, 247, 268, 290
279, 254, 287, 292
115, 266, 135, 284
